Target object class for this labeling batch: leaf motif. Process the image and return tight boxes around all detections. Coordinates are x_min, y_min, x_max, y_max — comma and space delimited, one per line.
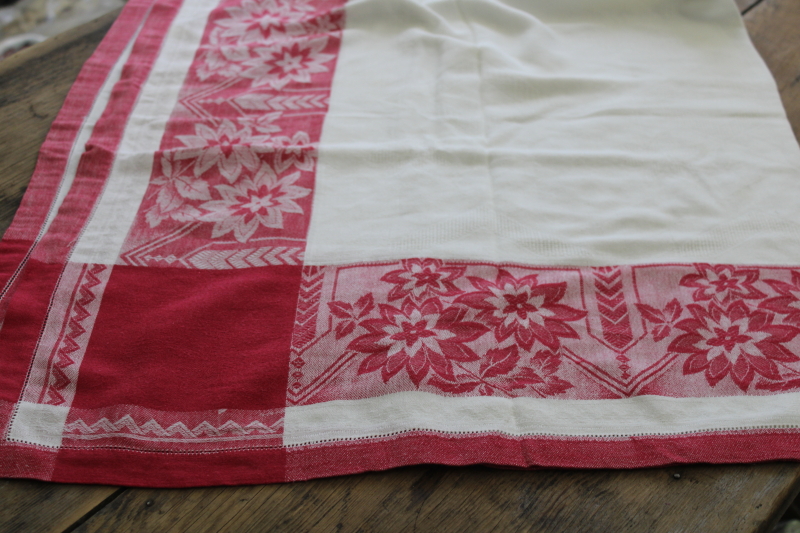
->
428, 375, 480, 394
145, 205, 164, 228
348, 333, 386, 353
669, 332, 703, 354
635, 303, 664, 324
479, 346, 520, 379
755, 377, 800, 391
539, 375, 573, 395
532, 350, 562, 375
327, 301, 353, 319
508, 367, 545, 388
171, 205, 202, 222
155, 185, 182, 212
665, 299, 683, 321
652, 325, 671, 343
355, 293, 375, 318
358, 351, 388, 375
174, 176, 212, 201
161, 154, 173, 177
334, 321, 355, 340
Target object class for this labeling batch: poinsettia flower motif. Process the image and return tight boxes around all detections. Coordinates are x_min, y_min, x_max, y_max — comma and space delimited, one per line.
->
272, 131, 316, 173
680, 264, 766, 305
195, 29, 250, 81
381, 259, 466, 302
242, 36, 335, 89
760, 271, 800, 326
636, 299, 684, 342
328, 294, 375, 340
200, 162, 310, 242
145, 151, 210, 227
175, 117, 281, 182
349, 298, 489, 387
215, 0, 314, 43
455, 269, 586, 351
669, 301, 800, 391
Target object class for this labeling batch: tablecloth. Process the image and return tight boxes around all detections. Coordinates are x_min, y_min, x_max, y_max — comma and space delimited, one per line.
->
1, 0, 800, 487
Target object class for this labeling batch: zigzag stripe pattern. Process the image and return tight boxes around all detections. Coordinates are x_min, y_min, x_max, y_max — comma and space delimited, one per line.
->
186, 247, 304, 269
228, 93, 329, 111
293, 267, 324, 352
288, 267, 325, 396
45, 264, 108, 406
592, 267, 635, 354
64, 415, 280, 439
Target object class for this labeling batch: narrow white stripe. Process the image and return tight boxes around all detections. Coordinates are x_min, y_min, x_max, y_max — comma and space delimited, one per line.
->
283, 391, 800, 446
71, 0, 221, 265
39, 14, 145, 238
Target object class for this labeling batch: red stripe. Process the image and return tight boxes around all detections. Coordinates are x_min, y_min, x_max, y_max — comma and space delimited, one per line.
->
285, 429, 800, 482
0, 261, 65, 404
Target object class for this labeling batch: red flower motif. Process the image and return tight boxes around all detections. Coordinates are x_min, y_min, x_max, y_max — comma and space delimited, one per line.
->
244, 37, 334, 89
349, 298, 489, 387
381, 259, 465, 301
669, 301, 799, 391
636, 299, 683, 342
216, 0, 315, 44
455, 269, 586, 351
760, 271, 800, 326
680, 264, 766, 305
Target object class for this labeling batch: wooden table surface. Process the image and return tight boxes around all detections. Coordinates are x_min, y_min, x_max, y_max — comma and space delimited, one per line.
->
1, 1, 799, 531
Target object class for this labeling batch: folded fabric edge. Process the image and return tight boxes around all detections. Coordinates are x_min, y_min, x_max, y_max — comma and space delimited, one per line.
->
0, 0, 157, 310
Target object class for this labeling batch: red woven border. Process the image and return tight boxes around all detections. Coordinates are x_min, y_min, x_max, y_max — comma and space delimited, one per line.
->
285, 429, 800, 482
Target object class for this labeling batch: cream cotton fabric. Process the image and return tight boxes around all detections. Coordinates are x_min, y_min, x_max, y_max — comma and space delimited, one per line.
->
306, 0, 800, 266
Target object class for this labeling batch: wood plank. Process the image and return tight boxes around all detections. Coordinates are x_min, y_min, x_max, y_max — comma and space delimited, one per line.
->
743, 0, 800, 142
0, 8, 121, 236
0, 479, 121, 533
72, 463, 800, 533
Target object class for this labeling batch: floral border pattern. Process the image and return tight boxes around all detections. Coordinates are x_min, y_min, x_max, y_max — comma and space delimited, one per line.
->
288, 261, 800, 404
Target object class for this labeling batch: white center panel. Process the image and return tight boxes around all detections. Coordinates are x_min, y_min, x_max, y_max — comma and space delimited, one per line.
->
305, 0, 800, 266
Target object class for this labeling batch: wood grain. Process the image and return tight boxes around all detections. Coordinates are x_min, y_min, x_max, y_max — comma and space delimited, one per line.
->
0, 8, 121, 237
744, 0, 800, 143
0, 479, 120, 533
1, 1, 800, 532
71, 464, 800, 533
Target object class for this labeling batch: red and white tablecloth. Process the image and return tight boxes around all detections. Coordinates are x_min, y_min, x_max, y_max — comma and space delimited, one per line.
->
1, 0, 800, 487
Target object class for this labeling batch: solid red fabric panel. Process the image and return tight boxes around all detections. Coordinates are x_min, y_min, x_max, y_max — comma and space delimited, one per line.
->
72, 264, 301, 412
0, 260, 65, 403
